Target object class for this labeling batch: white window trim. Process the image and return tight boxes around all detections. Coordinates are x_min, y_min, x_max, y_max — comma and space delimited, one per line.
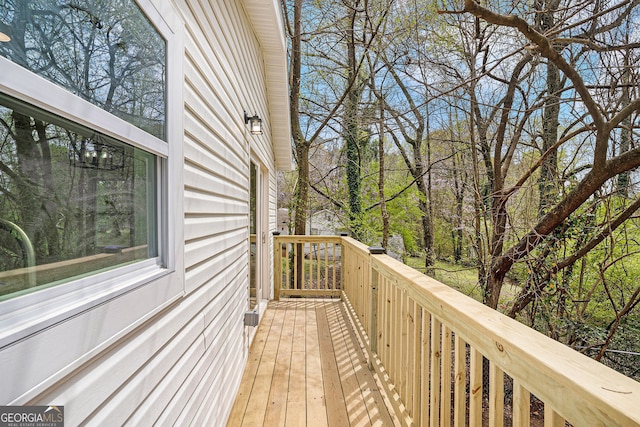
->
0, 0, 185, 351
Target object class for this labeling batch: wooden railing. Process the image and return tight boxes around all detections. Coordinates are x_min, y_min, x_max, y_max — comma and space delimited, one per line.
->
273, 235, 343, 299
275, 235, 640, 426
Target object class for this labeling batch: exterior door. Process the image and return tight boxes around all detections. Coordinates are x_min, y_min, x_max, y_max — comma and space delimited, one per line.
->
249, 160, 267, 310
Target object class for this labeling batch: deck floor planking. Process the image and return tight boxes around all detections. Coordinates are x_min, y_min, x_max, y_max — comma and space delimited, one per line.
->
227, 300, 396, 427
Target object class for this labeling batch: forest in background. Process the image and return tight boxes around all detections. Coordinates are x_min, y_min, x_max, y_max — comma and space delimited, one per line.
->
279, 0, 640, 380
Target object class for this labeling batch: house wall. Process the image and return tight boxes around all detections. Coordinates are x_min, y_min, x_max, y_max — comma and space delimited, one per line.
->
0, 0, 284, 425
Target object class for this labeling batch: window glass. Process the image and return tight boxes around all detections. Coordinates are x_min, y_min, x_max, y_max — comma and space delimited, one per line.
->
0, 94, 157, 301
0, 0, 166, 139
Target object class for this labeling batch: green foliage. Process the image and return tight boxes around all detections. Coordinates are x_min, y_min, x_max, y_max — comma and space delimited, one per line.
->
501, 195, 640, 378
405, 256, 488, 301
349, 152, 425, 251
398, 228, 420, 256
432, 217, 453, 259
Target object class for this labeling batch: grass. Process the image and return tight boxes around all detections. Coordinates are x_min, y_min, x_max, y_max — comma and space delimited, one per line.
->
405, 257, 483, 298
403, 257, 519, 306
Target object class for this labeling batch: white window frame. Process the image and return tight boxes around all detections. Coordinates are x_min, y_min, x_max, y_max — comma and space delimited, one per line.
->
0, 0, 184, 350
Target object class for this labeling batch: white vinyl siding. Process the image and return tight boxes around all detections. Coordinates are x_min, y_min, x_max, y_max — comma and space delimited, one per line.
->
0, 0, 287, 425
180, 0, 278, 422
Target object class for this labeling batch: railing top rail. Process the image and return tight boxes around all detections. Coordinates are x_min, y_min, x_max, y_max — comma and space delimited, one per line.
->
273, 235, 343, 244
369, 252, 640, 426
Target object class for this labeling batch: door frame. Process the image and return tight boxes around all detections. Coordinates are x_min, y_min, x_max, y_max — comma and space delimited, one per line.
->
249, 156, 269, 315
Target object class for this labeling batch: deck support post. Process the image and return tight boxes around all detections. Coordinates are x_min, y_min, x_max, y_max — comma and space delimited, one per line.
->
368, 246, 385, 370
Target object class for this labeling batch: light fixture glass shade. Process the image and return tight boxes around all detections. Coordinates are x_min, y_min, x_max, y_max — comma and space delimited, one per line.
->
249, 116, 262, 135
245, 112, 263, 135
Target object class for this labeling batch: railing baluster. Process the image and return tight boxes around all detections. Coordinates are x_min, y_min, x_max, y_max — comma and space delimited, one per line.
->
302, 241, 307, 289
401, 289, 409, 403
361, 256, 366, 327
388, 284, 396, 388
411, 298, 420, 420
285, 242, 290, 292
378, 277, 391, 370
469, 348, 482, 427
329, 242, 332, 290
420, 309, 431, 427
489, 362, 504, 427
324, 241, 329, 290
441, 325, 452, 427
453, 335, 466, 427
303, 242, 308, 288
307, 241, 311, 288
313, 241, 317, 289
390, 285, 399, 385
336, 242, 340, 291
292, 242, 298, 291
512, 380, 530, 426
316, 241, 321, 289
430, 317, 441, 427
544, 404, 565, 427
364, 255, 370, 331
369, 262, 379, 370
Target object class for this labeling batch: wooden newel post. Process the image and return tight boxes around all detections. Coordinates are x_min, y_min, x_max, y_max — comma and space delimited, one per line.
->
368, 246, 385, 370
273, 232, 281, 301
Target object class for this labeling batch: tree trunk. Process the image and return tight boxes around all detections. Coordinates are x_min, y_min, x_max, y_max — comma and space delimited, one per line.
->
344, 0, 363, 240
288, 0, 308, 290
616, 52, 632, 196
413, 143, 434, 270
537, 0, 561, 217
485, 196, 508, 307
452, 149, 465, 262
378, 95, 389, 249
469, 44, 488, 290
425, 103, 434, 271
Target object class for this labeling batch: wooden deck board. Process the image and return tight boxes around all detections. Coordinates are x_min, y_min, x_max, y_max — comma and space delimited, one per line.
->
316, 301, 350, 427
263, 302, 295, 427
240, 303, 286, 426
332, 302, 396, 427
227, 306, 277, 425
286, 302, 307, 427
305, 302, 328, 427
326, 301, 372, 426
227, 300, 396, 427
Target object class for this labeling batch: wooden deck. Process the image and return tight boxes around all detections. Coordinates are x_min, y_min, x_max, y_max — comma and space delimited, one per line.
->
227, 299, 397, 427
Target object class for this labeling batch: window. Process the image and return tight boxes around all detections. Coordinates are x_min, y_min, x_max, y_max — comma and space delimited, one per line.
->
0, 0, 180, 310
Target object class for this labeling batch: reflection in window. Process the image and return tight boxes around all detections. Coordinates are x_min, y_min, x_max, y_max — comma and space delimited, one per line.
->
0, 94, 157, 300
0, 0, 166, 139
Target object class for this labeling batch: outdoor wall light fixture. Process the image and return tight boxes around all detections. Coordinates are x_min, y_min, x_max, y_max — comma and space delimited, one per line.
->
244, 111, 263, 135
